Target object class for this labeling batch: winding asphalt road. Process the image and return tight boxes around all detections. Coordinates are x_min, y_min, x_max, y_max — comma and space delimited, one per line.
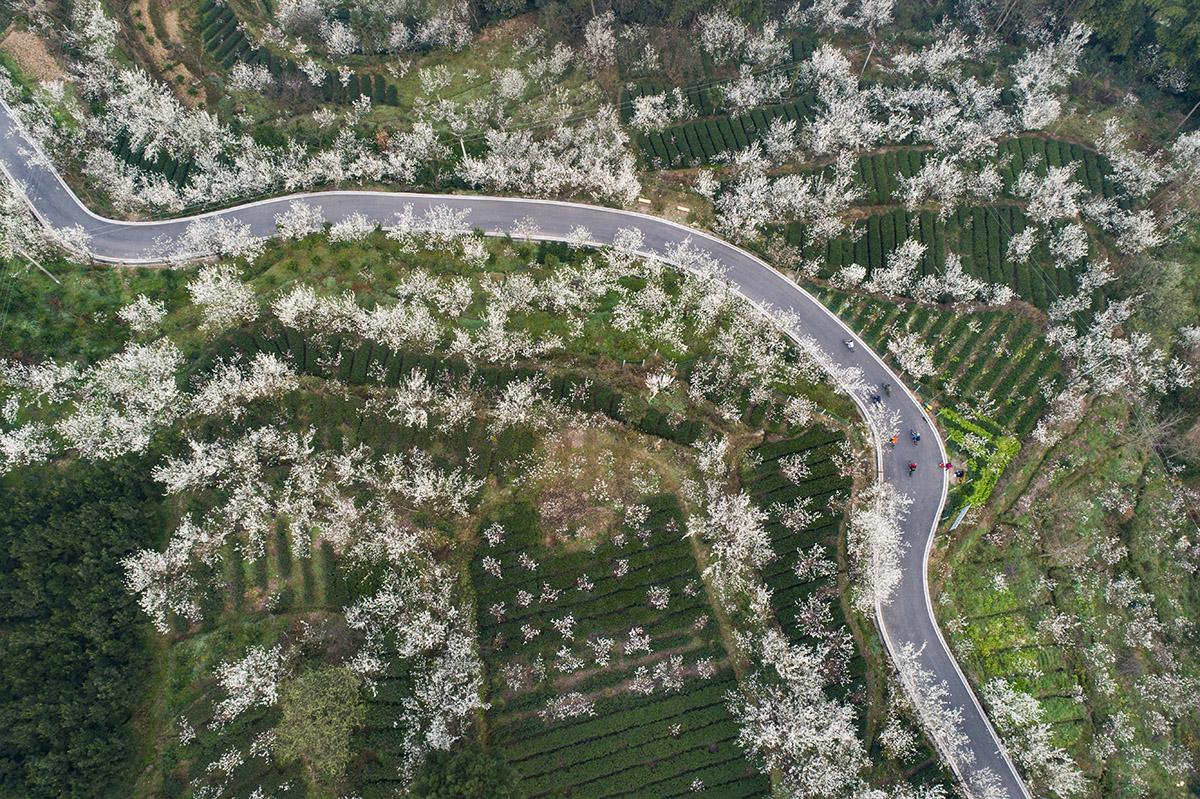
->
0, 98, 1027, 798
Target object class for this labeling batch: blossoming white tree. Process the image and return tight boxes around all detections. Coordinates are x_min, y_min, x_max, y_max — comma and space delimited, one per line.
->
213, 645, 287, 728
846, 481, 911, 611
187, 264, 260, 333
55, 339, 184, 460
117, 294, 167, 335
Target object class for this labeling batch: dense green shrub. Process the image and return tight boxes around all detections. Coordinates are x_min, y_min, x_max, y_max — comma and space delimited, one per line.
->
410, 745, 517, 799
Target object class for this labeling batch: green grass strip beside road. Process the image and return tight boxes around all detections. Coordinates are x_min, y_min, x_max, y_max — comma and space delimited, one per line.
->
939, 407, 1020, 512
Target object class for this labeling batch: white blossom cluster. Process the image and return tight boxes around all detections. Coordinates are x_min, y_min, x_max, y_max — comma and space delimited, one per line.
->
697, 10, 790, 68
345, 562, 486, 783
897, 156, 1003, 219
982, 679, 1085, 798
630, 89, 693, 133
686, 438, 775, 613
727, 629, 866, 797
51, 339, 183, 460
212, 645, 288, 728
274, 0, 472, 59
892, 642, 975, 777
187, 263, 260, 333
715, 146, 861, 243
846, 481, 912, 612
189, 352, 298, 419
272, 284, 442, 353
458, 108, 640, 205
117, 294, 167, 335
1011, 24, 1090, 130
1047, 297, 1193, 398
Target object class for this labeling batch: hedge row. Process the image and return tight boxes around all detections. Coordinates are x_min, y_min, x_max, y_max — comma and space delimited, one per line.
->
996, 136, 1123, 202
112, 132, 194, 188
635, 94, 817, 168
852, 149, 929, 204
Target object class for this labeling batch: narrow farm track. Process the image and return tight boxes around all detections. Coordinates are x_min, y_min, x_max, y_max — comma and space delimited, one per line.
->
0, 97, 1029, 799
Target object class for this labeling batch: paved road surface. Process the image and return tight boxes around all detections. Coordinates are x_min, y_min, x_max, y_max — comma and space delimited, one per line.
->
0, 97, 1028, 798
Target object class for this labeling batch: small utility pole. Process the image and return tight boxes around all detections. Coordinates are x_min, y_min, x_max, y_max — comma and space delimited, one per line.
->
1172, 97, 1200, 136
16, 246, 61, 286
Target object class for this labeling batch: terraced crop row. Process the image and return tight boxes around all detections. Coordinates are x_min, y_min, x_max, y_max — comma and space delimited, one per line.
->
785, 203, 1094, 311
112, 132, 195, 188
196, 0, 400, 105
995, 136, 1123, 201
816, 287, 1062, 439
476, 495, 769, 799
633, 95, 818, 168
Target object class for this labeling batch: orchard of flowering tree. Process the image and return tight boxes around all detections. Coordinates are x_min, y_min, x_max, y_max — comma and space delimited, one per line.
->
1, 2, 1200, 799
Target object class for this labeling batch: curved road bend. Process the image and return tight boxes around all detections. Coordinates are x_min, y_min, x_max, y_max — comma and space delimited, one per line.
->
0, 98, 1027, 798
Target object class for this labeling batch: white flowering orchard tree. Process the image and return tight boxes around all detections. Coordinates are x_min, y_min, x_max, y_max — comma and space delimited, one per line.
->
117, 294, 168, 335
175, 218, 265, 263
458, 108, 640, 205
187, 264, 260, 334
274, 200, 326, 239
329, 211, 377, 242
727, 630, 867, 797
846, 481, 912, 613
1011, 24, 1090, 130
54, 339, 184, 460
212, 645, 288, 728
580, 12, 617, 74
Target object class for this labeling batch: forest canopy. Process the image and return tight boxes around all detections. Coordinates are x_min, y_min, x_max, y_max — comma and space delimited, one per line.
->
0, 457, 163, 799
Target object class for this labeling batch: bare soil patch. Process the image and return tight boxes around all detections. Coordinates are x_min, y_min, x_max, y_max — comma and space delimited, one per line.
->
0, 28, 67, 83
127, 0, 203, 106
531, 423, 687, 549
